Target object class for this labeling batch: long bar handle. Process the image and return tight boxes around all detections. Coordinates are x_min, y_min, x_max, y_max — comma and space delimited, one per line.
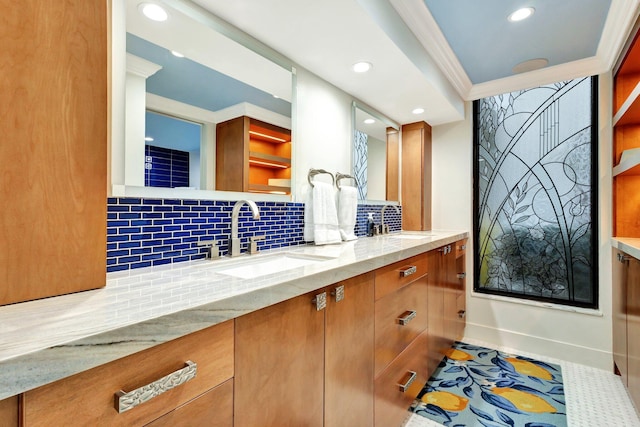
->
114, 361, 197, 414
400, 266, 417, 278
398, 370, 417, 393
397, 310, 417, 326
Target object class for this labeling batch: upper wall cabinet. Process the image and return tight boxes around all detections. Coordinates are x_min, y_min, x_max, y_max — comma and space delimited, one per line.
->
614, 25, 640, 237
0, 1, 107, 305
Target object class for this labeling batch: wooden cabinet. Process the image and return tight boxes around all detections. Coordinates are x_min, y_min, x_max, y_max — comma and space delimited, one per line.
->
216, 116, 291, 194
613, 248, 629, 385
373, 253, 430, 427
400, 121, 432, 231
0, 0, 107, 305
0, 396, 19, 427
23, 321, 234, 427
234, 273, 374, 427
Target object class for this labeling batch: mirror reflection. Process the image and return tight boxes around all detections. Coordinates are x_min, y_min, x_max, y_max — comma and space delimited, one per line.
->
124, 0, 293, 194
353, 104, 399, 201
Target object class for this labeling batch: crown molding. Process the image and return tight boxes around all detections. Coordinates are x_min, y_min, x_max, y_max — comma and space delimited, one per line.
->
126, 53, 162, 78
389, 0, 472, 98
600, 0, 640, 73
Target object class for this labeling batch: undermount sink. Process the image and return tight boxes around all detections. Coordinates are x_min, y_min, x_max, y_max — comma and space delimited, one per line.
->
216, 253, 334, 279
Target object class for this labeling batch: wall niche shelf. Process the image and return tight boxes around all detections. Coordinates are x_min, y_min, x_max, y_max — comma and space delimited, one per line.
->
614, 148, 640, 177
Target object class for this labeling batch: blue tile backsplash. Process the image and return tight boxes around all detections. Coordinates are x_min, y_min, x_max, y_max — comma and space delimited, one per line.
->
107, 197, 402, 272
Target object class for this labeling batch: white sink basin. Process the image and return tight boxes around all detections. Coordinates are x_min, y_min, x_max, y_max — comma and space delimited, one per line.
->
216, 253, 333, 279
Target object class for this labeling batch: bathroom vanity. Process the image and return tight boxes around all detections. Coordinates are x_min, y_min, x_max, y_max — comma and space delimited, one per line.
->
0, 231, 467, 427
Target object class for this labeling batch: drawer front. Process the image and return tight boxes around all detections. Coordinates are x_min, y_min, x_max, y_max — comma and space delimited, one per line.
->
145, 379, 233, 427
455, 239, 467, 258
374, 330, 429, 427
375, 276, 428, 375
375, 254, 429, 300
24, 320, 234, 427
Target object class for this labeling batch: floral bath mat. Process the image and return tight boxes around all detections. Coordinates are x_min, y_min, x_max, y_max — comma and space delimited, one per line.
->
410, 342, 566, 427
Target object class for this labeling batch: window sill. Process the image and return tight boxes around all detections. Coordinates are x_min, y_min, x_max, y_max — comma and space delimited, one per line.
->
470, 291, 603, 317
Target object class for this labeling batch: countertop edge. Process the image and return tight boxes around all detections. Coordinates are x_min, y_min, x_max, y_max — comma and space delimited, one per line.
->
612, 237, 640, 260
0, 231, 468, 399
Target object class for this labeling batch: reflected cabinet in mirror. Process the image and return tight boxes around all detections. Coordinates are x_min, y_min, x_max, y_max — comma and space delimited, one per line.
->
122, 0, 293, 196
352, 102, 400, 202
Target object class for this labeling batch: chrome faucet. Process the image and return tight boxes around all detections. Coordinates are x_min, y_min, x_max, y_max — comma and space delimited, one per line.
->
381, 204, 400, 234
230, 200, 260, 257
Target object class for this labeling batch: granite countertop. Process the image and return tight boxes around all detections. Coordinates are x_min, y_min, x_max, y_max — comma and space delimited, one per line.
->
0, 230, 467, 400
612, 237, 640, 260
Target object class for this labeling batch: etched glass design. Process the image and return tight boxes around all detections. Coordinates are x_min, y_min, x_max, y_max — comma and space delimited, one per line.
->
353, 130, 368, 200
474, 77, 597, 306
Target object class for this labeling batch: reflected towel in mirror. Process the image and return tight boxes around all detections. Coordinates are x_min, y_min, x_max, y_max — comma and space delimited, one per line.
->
337, 186, 358, 241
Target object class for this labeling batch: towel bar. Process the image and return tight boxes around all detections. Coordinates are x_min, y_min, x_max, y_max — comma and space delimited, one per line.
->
308, 168, 335, 187
336, 172, 358, 190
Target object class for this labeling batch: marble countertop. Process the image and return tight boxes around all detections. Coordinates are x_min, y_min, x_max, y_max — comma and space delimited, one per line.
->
612, 237, 640, 260
0, 230, 467, 400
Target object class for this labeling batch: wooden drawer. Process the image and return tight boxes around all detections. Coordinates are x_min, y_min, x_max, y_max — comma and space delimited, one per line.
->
374, 330, 429, 427
455, 239, 467, 258
375, 275, 429, 375
0, 396, 18, 427
375, 254, 429, 300
24, 320, 234, 427
145, 379, 233, 427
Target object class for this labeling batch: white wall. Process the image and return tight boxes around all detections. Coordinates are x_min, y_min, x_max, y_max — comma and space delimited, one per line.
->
431, 73, 614, 370
367, 136, 386, 200
293, 68, 353, 201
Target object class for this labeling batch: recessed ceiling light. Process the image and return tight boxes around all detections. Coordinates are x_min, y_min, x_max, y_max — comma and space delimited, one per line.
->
364, 118, 375, 124
171, 50, 184, 58
508, 7, 534, 22
352, 62, 372, 73
512, 58, 549, 74
145, 136, 154, 142
412, 108, 425, 115
139, 3, 168, 22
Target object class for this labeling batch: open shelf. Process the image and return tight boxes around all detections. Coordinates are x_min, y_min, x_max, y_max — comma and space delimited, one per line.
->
248, 183, 291, 194
614, 148, 640, 176
614, 81, 640, 126
248, 152, 291, 169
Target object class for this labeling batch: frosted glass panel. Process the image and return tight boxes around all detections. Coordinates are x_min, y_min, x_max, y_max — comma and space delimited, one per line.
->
474, 77, 597, 307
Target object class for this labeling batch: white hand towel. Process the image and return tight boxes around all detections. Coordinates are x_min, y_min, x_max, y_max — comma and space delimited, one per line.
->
337, 185, 358, 241
311, 181, 341, 245
304, 186, 314, 242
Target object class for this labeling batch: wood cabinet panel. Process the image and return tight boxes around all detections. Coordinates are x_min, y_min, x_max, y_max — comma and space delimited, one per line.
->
0, 396, 19, 427
374, 330, 429, 427
428, 250, 446, 373
235, 292, 325, 427
0, 0, 107, 305
375, 254, 429, 300
23, 321, 234, 427
401, 121, 432, 231
613, 249, 629, 384
627, 256, 640, 405
145, 379, 233, 427
375, 275, 429, 376
386, 127, 400, 202
325, 273, 375, 427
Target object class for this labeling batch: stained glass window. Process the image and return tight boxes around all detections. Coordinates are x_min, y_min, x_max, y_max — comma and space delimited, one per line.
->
473, 77, 598, 308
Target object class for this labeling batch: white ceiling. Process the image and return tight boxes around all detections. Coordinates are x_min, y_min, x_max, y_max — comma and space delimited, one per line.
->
183, 0, 639, 126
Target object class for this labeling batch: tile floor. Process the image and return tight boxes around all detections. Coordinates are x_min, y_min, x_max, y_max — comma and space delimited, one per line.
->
403, 338, 640, 427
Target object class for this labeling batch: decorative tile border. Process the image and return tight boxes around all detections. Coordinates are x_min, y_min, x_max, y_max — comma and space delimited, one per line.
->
107, 198, 402, 272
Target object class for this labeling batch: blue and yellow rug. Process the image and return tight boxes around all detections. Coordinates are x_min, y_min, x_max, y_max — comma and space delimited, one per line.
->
410, 342, 566, 427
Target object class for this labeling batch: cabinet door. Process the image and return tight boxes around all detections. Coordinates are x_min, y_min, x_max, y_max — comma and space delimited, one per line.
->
428, 251, 445, 373
0, 0, 107, 305
454, 240, 467, 340
325, 273, 375, 427
627, 256, 640, 406
0, 396, 19, 427
235, 292, 325, 427
613, 248, 628, 384
145, 379, 233, 427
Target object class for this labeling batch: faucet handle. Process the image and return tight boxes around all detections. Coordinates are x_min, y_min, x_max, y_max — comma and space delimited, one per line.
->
249, 235, 266, 254
197, 239, 220, 259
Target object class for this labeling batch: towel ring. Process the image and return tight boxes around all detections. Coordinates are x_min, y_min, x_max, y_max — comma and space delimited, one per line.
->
336, 172, 358, 190
308, 168, 335, 187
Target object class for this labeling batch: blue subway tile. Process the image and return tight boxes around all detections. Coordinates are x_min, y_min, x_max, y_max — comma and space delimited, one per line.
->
131, 261, 152, 269
119, 241, 141, 249
118, 255, 141, 263
107, 264, 130, 273
152, 258, 172, 266
119, 213, 141, 220
119, 198, 141, 205
173, 256, 190, 263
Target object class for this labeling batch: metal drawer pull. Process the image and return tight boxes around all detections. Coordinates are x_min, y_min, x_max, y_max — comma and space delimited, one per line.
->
458, 310, 466, 319
398, 370, 417, 393
312, 292, 327, 311
457, 273, 466, 279
397, 310, 417, 326
331, 285, 345, 302
460, 244, 466, 250
400, 266, 417, 277
618, 253, 630, 263
114, 361, 197, 414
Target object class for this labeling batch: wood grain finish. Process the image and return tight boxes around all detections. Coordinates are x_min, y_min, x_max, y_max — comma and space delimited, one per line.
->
145, 379, 233, 427
375, 254, 429, 300
386, 127, 400, 202
234, 291, 325, 427
427, 251, 446, 373
0, 0, 107, 305
627, 256, 640, 406
216, 116, 248, 192
325, 273, 375, 427
374, 330, 429, 427
23, 320, 234, 427
401, 121, 432, 231
613, 248, 629, 385
375, 275, 429, 376
0, 396, 19, 427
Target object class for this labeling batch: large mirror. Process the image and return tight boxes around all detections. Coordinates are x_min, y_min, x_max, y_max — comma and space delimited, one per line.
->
118, 0, 293, 199
352, 102, 400, 202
